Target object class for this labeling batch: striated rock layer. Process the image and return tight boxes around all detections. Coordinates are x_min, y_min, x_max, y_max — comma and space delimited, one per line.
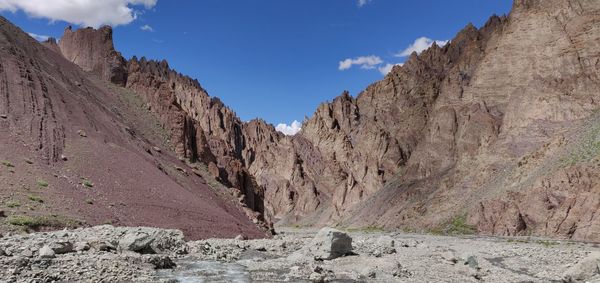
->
0, 16, 266, 240
45, 0, 600, 241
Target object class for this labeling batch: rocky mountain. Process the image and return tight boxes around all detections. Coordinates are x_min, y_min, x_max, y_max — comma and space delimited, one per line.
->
10, 0, 600, 241
0, 16, 266, 240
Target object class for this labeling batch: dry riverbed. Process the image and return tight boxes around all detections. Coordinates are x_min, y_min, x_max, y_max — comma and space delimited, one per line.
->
0, 225, 598, 282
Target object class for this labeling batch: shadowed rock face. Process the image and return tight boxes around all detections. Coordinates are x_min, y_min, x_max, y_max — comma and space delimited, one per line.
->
46, 0, 600, 241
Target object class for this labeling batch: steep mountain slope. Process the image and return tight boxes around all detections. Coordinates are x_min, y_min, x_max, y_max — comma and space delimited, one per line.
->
42, 0, 600, 241
340, 0, 600, 240
0, 17, 266, 240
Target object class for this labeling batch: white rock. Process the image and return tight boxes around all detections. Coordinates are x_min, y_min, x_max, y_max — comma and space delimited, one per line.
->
39, 246, 55, 258
74, 241, 90, 252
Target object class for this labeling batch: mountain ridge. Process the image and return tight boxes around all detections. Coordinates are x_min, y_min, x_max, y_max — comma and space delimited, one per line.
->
11, 0, 600, 241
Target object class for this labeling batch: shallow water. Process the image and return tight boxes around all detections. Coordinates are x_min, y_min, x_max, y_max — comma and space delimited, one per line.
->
155, 258, 251, 283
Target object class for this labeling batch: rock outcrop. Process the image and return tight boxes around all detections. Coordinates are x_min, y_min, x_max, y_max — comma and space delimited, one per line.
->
43, 0, 600, 241
59, 26, 127, 86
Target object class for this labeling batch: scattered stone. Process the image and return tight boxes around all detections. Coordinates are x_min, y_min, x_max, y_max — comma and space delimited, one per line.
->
0, 210, 5, 218
77, 130, 87, 137
60, 154, 68, 161
175, 166, 187, 174
74, 241, 90, 252
146, 255, 176, 269
309, 227, 353, 260
153, 146, 162, 153
309, 272, 325, 283
441, 250, 459, 264
0, 114, 7, 119
20, 249, 33, 257
49, 241, 74, 254
38, 246, 55, 258
90, 240, 116, 252
234, 235, 246, 241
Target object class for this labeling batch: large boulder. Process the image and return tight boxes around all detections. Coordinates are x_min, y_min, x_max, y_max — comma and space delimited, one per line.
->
563, 252, 600, 282
309, 228, 353, 260
118, 228, 186, 254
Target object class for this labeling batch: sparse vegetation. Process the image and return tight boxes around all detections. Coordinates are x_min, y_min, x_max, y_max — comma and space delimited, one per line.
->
6, 200, 21, 208
80, 177, 94, 188
37, 180, 49, 188
447, 215, 476, 235
5, 215, 80, 229
537, 239, 559, 247
431, 215, 476, 236
27, 195, 44, 203
2, 160, 14, 167
345, 226, 386, 233
560, 121, 600, 167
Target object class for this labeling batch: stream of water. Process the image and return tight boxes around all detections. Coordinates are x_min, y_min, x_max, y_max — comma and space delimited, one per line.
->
155, 258, 251, 282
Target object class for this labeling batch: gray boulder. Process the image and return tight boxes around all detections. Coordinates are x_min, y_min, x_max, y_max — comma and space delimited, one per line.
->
119, 232, 155, 253
118, 229, 186, 254
563, 252, 600, 282
49, 241, 74, 254
309, 228, 353, 260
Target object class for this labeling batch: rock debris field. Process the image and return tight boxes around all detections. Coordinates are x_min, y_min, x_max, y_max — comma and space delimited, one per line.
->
0, 226, 599, 282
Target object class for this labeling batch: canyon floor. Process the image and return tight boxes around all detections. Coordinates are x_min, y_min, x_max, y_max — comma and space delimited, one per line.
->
0, 226, 598, 282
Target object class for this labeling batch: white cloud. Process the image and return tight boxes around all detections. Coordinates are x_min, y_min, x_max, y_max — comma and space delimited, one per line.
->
395, 37, 449, 57
276, 120, 302, 136
357, 0, 372, 7
28, 32, 49, 41
140, 24, 154, 32
0, 0, 158, 28
339, 55, 383, 71
378, 63, 403, 75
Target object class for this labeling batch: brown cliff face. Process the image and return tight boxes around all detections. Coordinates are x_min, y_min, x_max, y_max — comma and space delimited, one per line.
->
58, 26, 127, 86
49, 0, 600, 241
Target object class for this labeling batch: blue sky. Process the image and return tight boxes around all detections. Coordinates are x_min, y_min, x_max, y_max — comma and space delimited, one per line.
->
1, 0, 511, 132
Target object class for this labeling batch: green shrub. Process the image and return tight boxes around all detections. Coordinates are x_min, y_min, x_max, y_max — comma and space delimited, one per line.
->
6, 215, 79, 229
446, 215, 476, 235
537, 240, 559, 247
345, 226, 385, 233
6, 200, 21, 208
27, 195, 43, 203
81, 178, 94, 188
1, 160, 14, 167
431, 215, 476, 236
37, 180, 49, 188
